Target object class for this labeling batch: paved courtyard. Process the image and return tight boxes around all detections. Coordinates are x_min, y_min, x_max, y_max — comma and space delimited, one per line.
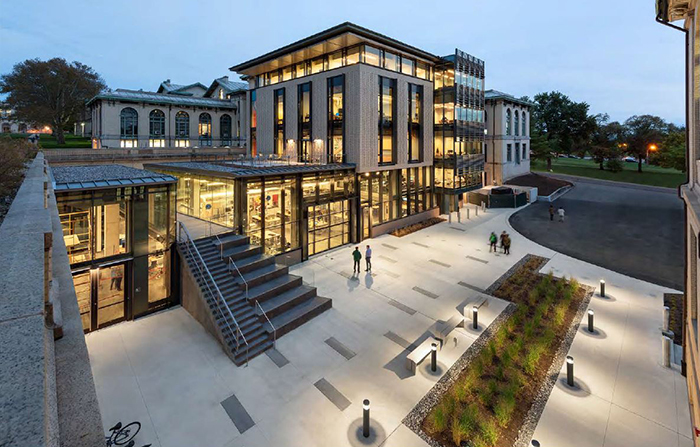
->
86, 205, 691, 447
510, 175, 684, 290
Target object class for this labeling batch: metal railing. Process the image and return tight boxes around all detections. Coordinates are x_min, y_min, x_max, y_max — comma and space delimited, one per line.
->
177, 221, 249, 364
228, 256, 276, 347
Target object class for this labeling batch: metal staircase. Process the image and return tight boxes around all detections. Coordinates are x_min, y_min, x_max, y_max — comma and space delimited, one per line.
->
177, 222, 331, 365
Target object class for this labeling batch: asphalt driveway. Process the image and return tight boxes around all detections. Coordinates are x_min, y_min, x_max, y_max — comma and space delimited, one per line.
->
509, 175, 685, 290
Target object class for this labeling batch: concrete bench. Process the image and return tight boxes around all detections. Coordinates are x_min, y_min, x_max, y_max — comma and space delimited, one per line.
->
406, 337, 439, 374
430, 315, 464, 349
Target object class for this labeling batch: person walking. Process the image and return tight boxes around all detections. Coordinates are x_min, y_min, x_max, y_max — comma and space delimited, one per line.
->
352, 247, 362, 274
503, 233, 511, 255
557, 206, 565, 223
365, 245, 372, 272
489, 232, 498, 253
110, 268, 122, 291
549, 204, 555, 221
500, 231, 507, 253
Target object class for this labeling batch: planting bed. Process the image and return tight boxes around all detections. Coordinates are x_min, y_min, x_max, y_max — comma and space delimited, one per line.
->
410, 255, 591, 447
390, 217, 446, 237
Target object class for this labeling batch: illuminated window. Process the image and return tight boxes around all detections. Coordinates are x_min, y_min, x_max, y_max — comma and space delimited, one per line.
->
383, 51, 398, 71
198, 113, 212, 147
218, 89, 224, 99
364, 45, 381, 67
149, 109, 165, 147
327, 75, 344, 163
120, 107, 138, 148
408, 84, 422, 162
378, 76, 395, 164
175, 111, 189, 147
401, 57, 415, 76
298, 83, 311, 162
250, 90, 257, 157
274, 89, 285, 156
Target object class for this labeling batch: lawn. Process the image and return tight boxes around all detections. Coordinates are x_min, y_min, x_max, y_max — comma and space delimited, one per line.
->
8, 133, 91, 148
422, 256, 588, 447
531, 157, 686, 189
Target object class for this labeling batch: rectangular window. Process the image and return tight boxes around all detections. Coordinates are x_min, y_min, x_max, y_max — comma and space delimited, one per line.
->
515, 142, 521, 164
327, 75, 344, 164
282, 66, 293, 81
408, 83, 422, 162
383, 51, 398, 71
507, 144, 512, 162
311, 57, 325, 74
329, 50, 343, 70
346, 46, 360, 65
364, 45, 381, 67
401, 57, 415, 76
296, 62, 307, 78
523, 143, 527, 159
269, 70, 279, 85
298, 82, 312, 162
378, 77, 396, 165
274, 88, 285, 156
416, 61, 430, 80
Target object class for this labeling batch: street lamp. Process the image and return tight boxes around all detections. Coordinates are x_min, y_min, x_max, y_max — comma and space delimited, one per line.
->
647, 143, 658, 163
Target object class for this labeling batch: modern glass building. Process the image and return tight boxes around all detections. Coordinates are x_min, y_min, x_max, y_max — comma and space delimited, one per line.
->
51, 166, 178, 333
434, 49, 486, 212
146, 161, 356, 261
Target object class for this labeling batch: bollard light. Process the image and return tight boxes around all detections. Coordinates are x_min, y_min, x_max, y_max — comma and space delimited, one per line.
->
566, 356, 575, 387
431, 343, 438, 372
662, 336, 671, 368
363, 399, 370, 438
599, 280, 606, 298
663, 306, 670, 331
472, 306, 479, 330
587, 309, 595, 333
531, 440, 541, 447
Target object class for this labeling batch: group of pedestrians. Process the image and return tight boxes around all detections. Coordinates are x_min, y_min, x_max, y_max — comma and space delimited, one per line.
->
549, 204, 566, 222
489, 230, 511, 255
352, 245, 372, 274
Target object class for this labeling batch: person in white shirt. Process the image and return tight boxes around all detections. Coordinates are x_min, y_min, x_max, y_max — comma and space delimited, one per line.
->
365, 245, 372, 272
557, 206, 565, 222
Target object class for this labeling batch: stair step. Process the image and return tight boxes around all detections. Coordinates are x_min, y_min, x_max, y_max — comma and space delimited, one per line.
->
223, 244, 263, 262
267, 296, 332, 338
240, 263, 288, 288
233, 253, 276, 274
247, 275, 303, 303
233, 339, 274, 366
258, 284, 317, 319
214, 233, 249, 250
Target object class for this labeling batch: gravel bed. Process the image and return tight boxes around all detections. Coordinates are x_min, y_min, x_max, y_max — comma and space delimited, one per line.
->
483, 254, 549, 296
402, 303, 517, 447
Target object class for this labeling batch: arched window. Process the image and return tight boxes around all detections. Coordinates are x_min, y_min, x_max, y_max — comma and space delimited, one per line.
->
514, 111, 520, 136
175, 111, 189, 147
220, 114, 232, 146
120, 107, 138, 148
2, 123, 10, 133
149, 109, 165, 147
505, 109, 512, 136
522, 112, 527, 136
199, 112, 212, 147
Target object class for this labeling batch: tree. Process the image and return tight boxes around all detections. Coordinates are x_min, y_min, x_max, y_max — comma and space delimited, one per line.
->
531, 91, 596, 168
623, 115, 669, 173
0, 58, 106, 144
590, 114, 625, 170
530, 130, 557, 169
656, 130, 686, 172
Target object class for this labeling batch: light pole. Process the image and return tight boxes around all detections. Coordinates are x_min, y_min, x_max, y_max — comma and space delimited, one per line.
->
363, 399, 370, 438
647, 143, 657, 164
431, 343, 437, 372
566, 356, 575, 387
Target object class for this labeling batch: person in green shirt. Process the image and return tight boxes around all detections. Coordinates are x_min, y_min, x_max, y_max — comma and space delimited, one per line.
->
352, 247, 362, 273
489, 232, 498, 253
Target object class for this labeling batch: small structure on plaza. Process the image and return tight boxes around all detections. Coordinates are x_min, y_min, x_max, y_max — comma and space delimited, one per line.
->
51, 164, 178, 332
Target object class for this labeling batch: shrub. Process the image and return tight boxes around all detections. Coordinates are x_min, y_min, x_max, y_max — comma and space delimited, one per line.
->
480, 419, 499, 446
494, 326, 508, 349
453, 381, 468, 403
494, 393, 516, 428
488, 340, 497, 358
553, 302, 568, 327
525, 345, 544, 375
606, 158, 624, 172
569, 278, 580, 294
464, 369, 480, 392
524, 321, 535, 340
426, 405, 447, 435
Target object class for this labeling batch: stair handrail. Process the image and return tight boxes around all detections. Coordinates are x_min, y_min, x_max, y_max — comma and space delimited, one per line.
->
228, 257, 249, 299
256, 300, 276, 347
215, 233, 223, 259
178, 221, 249, 365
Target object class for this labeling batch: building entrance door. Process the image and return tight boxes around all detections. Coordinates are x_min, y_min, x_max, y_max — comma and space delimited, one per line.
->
73, 262, 128, 333
361, 206, 371, 240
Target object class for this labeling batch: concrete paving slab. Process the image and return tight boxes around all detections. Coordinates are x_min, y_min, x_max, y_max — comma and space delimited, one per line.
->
221, 394, 255, 434
325, 337, 357, 360
314, 378, 352, 411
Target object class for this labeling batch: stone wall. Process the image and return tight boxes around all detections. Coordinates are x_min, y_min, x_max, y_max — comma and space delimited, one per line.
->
0, 153, 104, 447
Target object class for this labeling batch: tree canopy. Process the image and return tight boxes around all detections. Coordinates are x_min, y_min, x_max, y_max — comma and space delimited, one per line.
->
0, 58, 106, 144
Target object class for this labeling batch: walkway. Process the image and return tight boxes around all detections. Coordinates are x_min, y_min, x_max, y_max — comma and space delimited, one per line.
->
85, 205, 691, 447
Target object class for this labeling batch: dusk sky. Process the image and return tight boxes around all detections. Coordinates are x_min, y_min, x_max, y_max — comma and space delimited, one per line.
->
0, 0, 686, 124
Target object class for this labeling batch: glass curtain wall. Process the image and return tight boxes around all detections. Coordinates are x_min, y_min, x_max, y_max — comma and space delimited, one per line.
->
298, 83, 312, 162
378, 77, 396, 165
358, 167, 432, 227
250, 90, 257, 156
327, 75, 344, 163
